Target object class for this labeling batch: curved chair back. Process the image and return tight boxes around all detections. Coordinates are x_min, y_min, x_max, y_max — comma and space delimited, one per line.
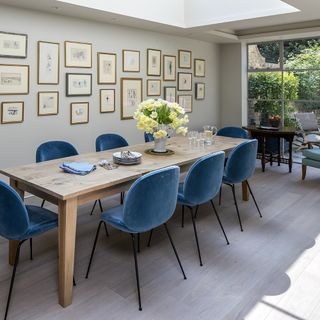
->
217, 127, 249, 139
183, 151, 225, 205
36, 141, 78, 163
144, 132, 154, 143
96, 133, 129, 152
224, 140, 258, 184
0, 181, 29, 240
123, 166, 180, 232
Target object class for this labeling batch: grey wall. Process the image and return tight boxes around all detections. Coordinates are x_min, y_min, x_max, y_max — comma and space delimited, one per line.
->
0, 5, 220, 170
219, 43, 242, 127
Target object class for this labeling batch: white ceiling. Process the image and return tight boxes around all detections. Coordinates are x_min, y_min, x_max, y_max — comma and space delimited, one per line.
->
0, 0, 319, 43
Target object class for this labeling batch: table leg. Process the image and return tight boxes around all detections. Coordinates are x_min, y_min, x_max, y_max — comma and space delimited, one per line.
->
261, 137, 266, 172
58, 198, 77, 307
277, 137, 281, 166
288, 139, 293, 173
9, 179, 24, 265
242, 181, 249, 201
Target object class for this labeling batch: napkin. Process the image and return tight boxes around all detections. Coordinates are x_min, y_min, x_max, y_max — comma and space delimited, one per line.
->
60, 162, 96, 175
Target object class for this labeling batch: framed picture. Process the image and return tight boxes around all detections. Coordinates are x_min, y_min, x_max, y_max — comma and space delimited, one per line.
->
0, 31, 27, 58
147, 49, 161, 76
37, 41, 60, 84
194, 59, 206, 77
0, 64, 29, 95
147, 79, 161, 96
121, 78, 142, 120
122, 50, 140, 72
178, 72, 192, 91
178, 95, 193, 113
100, 89, 115, 113
163, 55, 176, 81
1, 101, 24, 124
66, 73, 92, 96
164, 86, 176, 102
98, 52, 116, 84
38, 91, 59, 116
178, 50, 192, 69
70, 102, 89, 124
64, 41, 92, 68
195, 83, 205, 100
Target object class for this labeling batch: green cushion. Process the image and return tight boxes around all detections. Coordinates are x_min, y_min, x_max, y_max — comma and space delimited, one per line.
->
302, 158, 320, 169
303, 149, 320, 161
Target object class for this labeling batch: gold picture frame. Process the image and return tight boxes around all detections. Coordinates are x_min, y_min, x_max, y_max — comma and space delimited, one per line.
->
164, 86, 176, 102
70, 102, 89, 125
147, 48, 161, 76
194, 59, 206, 77
38, 91, 59, 116
100, 89, 115, 113
97, 52, 116, 84
122, 49, 140, 72
178, 94, 193, 113
147, 79, 161, 96
178, 72, 192, 91
178, 50, 192, 69
195, 82, 205, 100
0, 31, 27, 58
1, 101, 24, 124
0, 64, 29, 95
163, 55, 176, 81
64, 41, 92, 68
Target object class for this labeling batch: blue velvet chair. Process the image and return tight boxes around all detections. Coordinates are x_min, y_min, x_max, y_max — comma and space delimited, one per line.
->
217, 126, 249, 139
221, 140, 262, 231
0, 181, 58, 320
85, 166, 186, 311
36, 141, 79, 207
176, 152, 229, 266
144, 132, 154, 142
91, 133, 129, 215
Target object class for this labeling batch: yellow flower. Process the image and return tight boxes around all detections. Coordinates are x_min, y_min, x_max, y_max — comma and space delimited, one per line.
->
176, 127, 188, 136
150, 111, 158, 119
154, 130, 167, 139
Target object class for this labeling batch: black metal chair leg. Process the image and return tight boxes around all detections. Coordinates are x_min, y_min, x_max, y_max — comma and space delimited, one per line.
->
188, 206, 203, 266
163, 224, 187, 279
130, 234, 142, 311
73, 277, 76, 286
103, 222, 109, 237
120, 192, 125, 204
4, 240, 25, 320
230, 184, 243, 232
90, 200, 97, 216
210, 200, 230, 245
147, 229, 153, 247
40, 199, 45, 208
181, 205, 185, 228
86, 221, 103, 279
29, 238, 33, 260
219, 186, 222, 205
137, 233, 140, 253
246, 180, 262, 218
98, 199, 104, 213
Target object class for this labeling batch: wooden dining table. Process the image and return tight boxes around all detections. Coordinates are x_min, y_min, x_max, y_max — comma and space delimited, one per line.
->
0, 135, 248, 308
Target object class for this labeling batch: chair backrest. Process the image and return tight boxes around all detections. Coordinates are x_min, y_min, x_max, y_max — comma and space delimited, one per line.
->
123, 166, 180, 233
36, 141, 78, 163
295, 112, 319, 131
183, 151, 225, 205
0, 181, 29, 240
224, 140, 258, 184
96, 133, 129, 152
144, 132, 154, 143
217, 126, 249, 139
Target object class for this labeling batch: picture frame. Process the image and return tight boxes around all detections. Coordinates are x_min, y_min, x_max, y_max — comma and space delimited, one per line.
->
163, 55, 176, 81
147, 49, 161, 76
70, 102, 89, 125
121, 77, 143, 120
38, 91, 59, 116
147, 79, 161, 96
37, 41, 60, 84
194, 59, 206, 77
66, 73, 92, 96
164, 86, 176, 102
100, 89, 115, 113
178, 50, 192, 69
0, 64, 29, 95
195, 82, 205, 100
122, 50, 140, 72
178, 95, 193, 113
1, 101, 24, 124
98, 52, 116, 84
0, 31, 27, 58
64, 41, 92, 68
178, 72, 192, 91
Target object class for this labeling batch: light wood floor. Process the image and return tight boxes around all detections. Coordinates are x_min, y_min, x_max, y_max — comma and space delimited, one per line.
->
1, 162, 320, 320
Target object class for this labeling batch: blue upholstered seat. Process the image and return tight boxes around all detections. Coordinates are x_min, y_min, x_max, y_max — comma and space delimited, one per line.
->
177, 152, 229, 266
86, 166, 186, 311
0, 181, 58, 320
144, 132, 154, 142
221, 139, 262, 231
96, 133, 128, 152
217, 126, 249, 139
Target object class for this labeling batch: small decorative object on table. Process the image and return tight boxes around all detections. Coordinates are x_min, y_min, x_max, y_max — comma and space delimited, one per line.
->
203, 125, 217, 145
134, 99, 189, 154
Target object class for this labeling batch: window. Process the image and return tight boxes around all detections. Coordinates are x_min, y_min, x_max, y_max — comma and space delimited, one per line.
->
247, 38, 320, 127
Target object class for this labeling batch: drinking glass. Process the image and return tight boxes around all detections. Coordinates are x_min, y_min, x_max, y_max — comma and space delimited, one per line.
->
203, 125, 213, 145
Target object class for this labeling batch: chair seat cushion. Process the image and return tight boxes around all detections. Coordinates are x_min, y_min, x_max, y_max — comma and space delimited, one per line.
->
303, 149, 320, 161
302, 158, 320, 169
23, 205, 58, 239
101, 205, 136, 233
